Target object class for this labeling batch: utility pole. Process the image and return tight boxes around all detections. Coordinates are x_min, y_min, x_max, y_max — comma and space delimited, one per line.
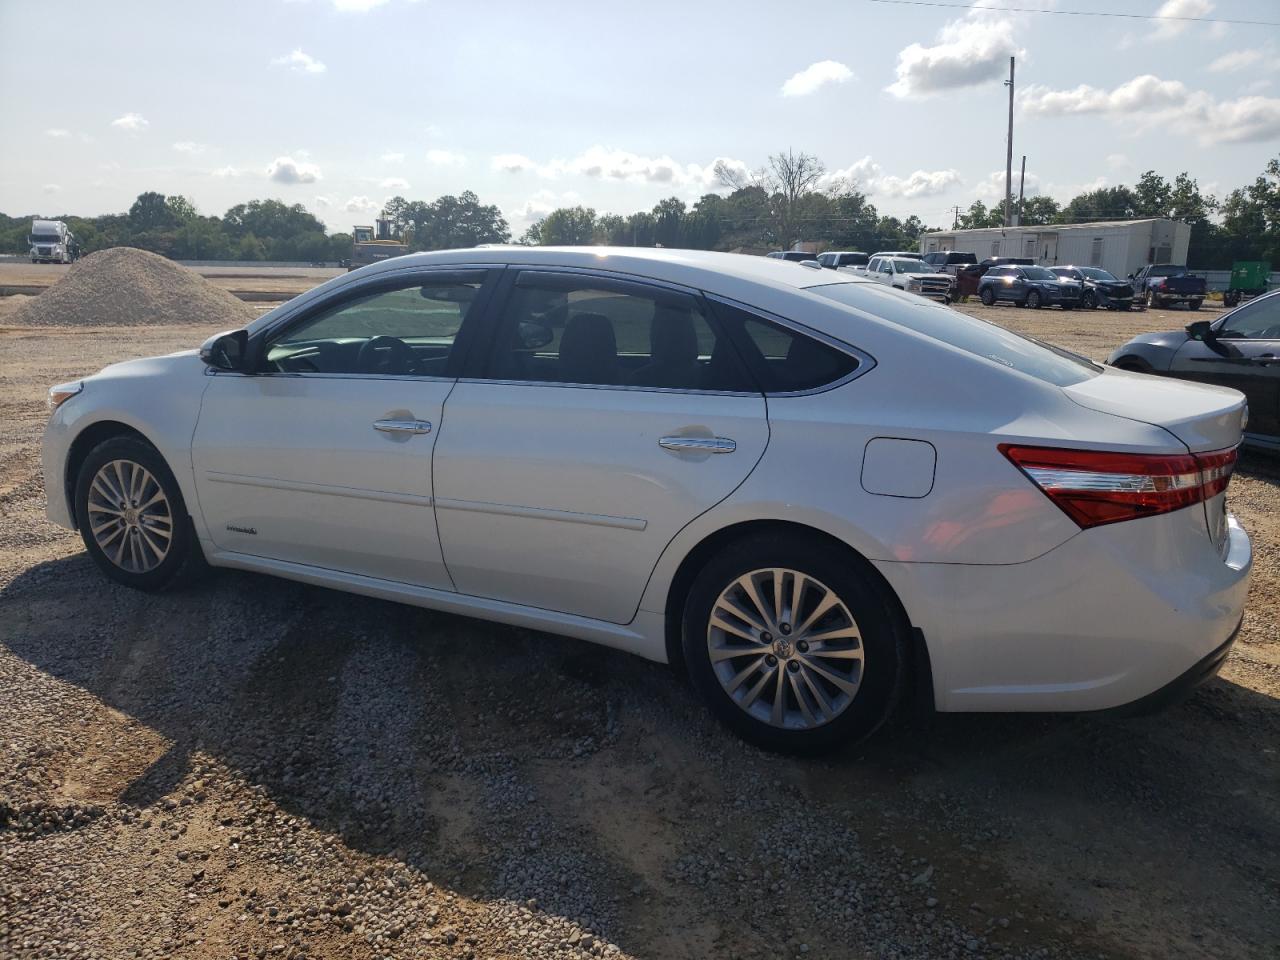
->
1004, 56, 1015, 227
952, 205, 961, 229
1016, 155, 1027, 226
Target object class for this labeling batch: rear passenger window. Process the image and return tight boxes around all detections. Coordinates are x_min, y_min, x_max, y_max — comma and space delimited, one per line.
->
710, 301, 860, 394
485, 273, 758, 392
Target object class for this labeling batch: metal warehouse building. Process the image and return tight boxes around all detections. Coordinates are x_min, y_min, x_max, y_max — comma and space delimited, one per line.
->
920, 218, 1191, 279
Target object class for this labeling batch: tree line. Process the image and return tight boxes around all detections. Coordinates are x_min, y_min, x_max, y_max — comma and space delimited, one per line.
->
4, 153, 1278, 269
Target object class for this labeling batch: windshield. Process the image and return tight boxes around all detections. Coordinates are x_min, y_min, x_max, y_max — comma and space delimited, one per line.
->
1079, 267, 1118, 281
810, 282, 1100, 386
30, 235, 61, 244
1023, 266, 1057, 281
894, 259, 932, 273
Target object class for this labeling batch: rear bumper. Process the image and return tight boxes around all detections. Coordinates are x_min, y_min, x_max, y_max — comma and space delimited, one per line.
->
1100, 621, 1238, 717
874, 510, 1251, 712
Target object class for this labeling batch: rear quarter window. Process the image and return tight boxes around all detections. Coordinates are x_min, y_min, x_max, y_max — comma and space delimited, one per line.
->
810, 282, 1100, 387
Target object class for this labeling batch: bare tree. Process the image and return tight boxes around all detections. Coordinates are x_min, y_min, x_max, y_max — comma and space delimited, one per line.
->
715, 150, 827, 248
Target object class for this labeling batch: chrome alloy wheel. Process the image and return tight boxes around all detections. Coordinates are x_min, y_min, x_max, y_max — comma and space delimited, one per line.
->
87, 459, 173, 574
706, 568, 864, 730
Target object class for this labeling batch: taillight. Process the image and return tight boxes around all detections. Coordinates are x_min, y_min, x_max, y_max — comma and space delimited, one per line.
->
999, 444, 1238, 529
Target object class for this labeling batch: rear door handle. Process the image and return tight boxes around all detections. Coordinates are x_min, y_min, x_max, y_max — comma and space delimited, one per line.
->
373, 419, 432, 435
659, 436, 736, 454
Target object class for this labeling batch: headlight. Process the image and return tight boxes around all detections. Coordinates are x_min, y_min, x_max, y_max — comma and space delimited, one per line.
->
48, 380, 82, 413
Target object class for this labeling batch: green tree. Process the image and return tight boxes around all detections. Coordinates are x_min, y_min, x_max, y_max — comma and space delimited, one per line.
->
1057, 186, 1138, 224
1018, 195, 1060, 226
128, 191, 176, 232
531, 206, 598, 245
236, 233, 266, 261
957, 201, 1001, 230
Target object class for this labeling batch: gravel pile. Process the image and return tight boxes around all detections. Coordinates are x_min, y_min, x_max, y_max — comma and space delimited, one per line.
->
11, 247, 256, 328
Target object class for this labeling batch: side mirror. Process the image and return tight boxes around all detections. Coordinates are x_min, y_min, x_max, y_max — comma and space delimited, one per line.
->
200, 329, 249, 371
517, 321, 554, 350
1185, 319, 1215, 342
1127, 273, 1135, 280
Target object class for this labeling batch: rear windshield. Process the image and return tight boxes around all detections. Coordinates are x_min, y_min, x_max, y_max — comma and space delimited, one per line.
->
809, 282, 1100, 387
1147, 266, 1186, 277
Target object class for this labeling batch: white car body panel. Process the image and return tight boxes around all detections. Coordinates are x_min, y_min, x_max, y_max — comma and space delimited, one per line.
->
41, 247, 1252, 716
191, 372, 454, 588
432, 381, 768, 623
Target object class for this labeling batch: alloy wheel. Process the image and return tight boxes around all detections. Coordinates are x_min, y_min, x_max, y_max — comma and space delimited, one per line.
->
706, 568, 864, 730
87, 459, 173, 574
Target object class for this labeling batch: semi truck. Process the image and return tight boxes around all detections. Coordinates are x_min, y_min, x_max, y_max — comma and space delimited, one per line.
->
29, 219, 79, 264
349, 216, 409, 272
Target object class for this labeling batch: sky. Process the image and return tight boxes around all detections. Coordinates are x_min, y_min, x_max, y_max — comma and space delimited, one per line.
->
2, 0, 1278, 236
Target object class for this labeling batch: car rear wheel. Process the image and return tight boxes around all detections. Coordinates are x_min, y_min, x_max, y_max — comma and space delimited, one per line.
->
74, 436, 206, 591
979, 287, 995, 306
1026, 289, 1042, 309
682, 533, 909, 754
1081, 290, 1097, 309
1189, 299, 1203, 311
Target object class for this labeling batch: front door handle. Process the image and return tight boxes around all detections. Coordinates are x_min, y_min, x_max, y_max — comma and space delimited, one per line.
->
373, 419, 432, 435
659, 436, 736, 454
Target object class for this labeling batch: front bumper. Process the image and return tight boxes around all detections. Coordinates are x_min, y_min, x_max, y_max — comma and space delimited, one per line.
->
874, 509, 1251, 713
42, 410, 76, 529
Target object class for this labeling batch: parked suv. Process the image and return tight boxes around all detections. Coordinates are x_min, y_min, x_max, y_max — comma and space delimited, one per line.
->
1049, 266, 1135, 311
978, 265, 1082, 309
816, 251, 869, 271
923, 251, 978, 275
767, 251, 818, 263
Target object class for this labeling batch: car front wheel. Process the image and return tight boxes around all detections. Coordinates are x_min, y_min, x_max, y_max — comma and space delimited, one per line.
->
682, 534, 908, 754
980, 287, 995, 305
1026, 289, 1042, 309
74, 436, 205, 591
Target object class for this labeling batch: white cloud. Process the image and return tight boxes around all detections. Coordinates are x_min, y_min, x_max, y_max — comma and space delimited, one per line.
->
212, 165, 243, 178
380, 151, 405, 162
313, 195, 332, 207
824, 156, 962, 198
380, 177, 410, 189
426, 149, 465, 166
1209, 49, 1262, 73
1106, 153, 1132, 170
111, 112, 149, 131
272, 49, 326, 74
45, 128, 70, 138
345, 195, 379, 213
888, 17, 1021, 97
1155, 0, 1213, 39
172, 141, 206, 154
1021, 74, 1280, 144
43, 184, 61, 195
781, 60, 854, 97
492, 153, 536, 173
266, 155, 323, 183
973, 169, 1043, 202
519, 189, 583, 220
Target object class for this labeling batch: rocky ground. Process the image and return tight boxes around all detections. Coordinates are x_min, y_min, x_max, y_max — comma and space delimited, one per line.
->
0, 291, 1276, 959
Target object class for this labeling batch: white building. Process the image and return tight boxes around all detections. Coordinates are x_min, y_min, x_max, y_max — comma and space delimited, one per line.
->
920, 218, 1191, 278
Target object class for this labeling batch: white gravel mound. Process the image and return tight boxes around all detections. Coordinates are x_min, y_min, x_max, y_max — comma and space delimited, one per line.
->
12, 247, 257, 327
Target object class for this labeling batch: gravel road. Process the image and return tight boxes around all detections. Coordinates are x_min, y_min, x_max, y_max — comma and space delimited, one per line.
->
1, 297, 1277, 960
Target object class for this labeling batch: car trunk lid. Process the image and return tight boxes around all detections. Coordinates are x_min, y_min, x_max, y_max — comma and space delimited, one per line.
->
1063, 368, 1246, 452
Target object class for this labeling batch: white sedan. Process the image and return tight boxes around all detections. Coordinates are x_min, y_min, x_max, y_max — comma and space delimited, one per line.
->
42, 248, 1252, 752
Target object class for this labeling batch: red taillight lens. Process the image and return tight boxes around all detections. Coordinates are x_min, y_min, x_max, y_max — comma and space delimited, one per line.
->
1000, 444, 1238, 528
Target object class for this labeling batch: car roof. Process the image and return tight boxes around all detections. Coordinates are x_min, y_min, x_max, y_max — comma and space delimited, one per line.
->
354, 246, 858, 291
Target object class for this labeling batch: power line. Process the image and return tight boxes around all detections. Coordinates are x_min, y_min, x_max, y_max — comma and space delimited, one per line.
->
864, 0, 1280, 27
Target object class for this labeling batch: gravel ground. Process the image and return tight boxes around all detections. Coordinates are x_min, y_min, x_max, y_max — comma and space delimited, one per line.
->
1, 293, 1277, 960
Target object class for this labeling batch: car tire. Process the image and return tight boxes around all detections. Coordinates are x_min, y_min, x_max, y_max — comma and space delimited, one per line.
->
1081, 290, 1097, 309
1026, 290, 1042, 309
74, 435, 207, 592
681, 533, 909, 754
979, 287, 995, 306
1146, 291, 1159, 309
1189, 299, 1203, 311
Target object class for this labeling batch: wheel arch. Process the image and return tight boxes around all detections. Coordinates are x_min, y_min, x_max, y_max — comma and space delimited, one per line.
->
1109, 354, 1154, 374
660, 518, 915, 672
64, 420, 158, 526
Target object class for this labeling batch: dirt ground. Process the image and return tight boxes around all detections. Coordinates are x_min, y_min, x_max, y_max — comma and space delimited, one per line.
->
0, 274, 1277, 960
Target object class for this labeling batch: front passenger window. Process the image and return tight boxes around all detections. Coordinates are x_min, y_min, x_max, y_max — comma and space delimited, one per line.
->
1220, 296, 1280, 339
265, 276, 484, 376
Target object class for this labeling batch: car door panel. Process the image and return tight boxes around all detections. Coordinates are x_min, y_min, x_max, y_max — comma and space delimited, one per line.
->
193, 374, 454, 586
433, 383, 767, 623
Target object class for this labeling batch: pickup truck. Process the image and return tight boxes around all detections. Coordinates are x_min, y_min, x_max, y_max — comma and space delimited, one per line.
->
1130, 264, 1206, 310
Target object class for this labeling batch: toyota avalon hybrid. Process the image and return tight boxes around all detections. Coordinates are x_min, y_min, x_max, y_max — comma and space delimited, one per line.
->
43, 248, 1252, 752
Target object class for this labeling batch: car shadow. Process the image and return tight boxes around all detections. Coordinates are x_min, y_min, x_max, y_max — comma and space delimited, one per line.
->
2, 553, 1277, 956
